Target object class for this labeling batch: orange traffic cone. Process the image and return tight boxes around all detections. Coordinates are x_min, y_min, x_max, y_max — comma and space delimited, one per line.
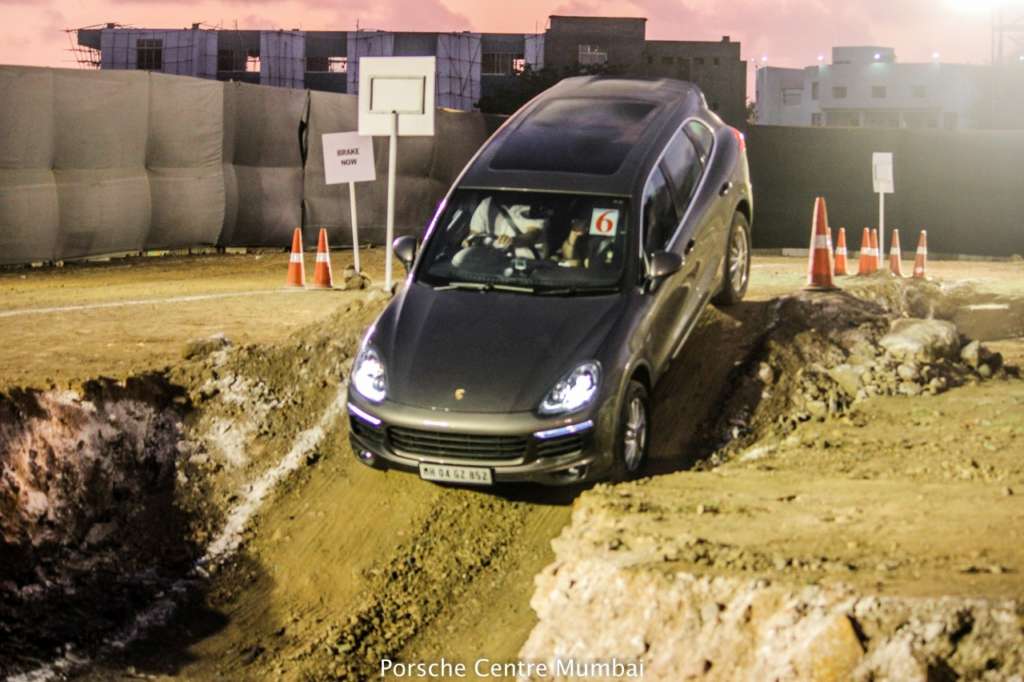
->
889, 229, 904, 277
913, 230, 928, 279
286, 227, 305, 288
857, 227, 873, 276
311, 228, 334, 289
834, 227, 849, 276
870, 229, 880, 274
806, 197, 837, 290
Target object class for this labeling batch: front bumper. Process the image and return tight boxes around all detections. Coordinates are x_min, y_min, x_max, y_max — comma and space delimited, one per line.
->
346, 393, 613, 486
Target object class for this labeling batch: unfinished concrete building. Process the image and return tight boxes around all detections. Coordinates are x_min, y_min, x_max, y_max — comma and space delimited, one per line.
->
73, 16, 748, 124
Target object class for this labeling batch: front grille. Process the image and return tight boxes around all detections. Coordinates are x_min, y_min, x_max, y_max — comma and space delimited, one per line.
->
535, 434, 585, 458
388, 427, 527, 460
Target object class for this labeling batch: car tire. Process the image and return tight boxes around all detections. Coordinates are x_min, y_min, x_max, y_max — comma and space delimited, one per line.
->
610, 380, 650, 482
713, 212, 751, 307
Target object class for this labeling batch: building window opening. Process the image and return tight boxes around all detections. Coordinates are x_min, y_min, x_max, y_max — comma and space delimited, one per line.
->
307, 56, 348, 73
782, 88, 802, 106
577, 44, 608, 66
218, 49, 242, 72
136, 39, 163, 71
872, 85, 886, 99
482, 52, 526, 75
832, 85, 847, 99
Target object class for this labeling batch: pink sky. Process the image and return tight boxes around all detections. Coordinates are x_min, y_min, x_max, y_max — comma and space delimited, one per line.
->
0, 0, 1010, 98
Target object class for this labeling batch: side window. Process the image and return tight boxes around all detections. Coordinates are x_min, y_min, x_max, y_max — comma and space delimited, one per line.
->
661, 132, 702, 213
642, 167, 678, 255
684, 120, 715, 164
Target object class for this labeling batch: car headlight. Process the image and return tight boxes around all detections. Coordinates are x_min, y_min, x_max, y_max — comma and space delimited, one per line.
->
539, 361, 601, 415
352, 346, 387, 403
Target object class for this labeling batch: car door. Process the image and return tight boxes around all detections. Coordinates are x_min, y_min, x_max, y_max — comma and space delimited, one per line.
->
682, 119, 728, 297
640, 164, 691, 374
658, 127, 716, 358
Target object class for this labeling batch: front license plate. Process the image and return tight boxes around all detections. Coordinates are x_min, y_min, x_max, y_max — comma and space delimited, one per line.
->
419, 463, 493, 486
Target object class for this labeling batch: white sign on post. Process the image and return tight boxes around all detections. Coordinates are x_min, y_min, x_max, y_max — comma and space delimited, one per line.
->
358, 56, 437, 292
872, 152, 894, 258
873, 153, 894, 194
322, 132, 376, 185
322, 132, 376, 275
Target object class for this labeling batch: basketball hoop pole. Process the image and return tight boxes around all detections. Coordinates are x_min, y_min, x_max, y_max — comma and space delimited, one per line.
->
384, 110, 398, 292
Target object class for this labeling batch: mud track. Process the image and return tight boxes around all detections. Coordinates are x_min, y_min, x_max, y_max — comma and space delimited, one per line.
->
4, 275, 1020, 681
1, 288, 773, 680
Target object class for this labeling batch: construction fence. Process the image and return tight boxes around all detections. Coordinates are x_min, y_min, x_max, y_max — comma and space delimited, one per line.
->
3, 65, 1023, 266
0, 65, 492, 266
746, 125, 1024, 258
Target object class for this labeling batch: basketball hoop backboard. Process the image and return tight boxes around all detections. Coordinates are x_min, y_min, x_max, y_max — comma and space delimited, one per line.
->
358, 57, 436, 137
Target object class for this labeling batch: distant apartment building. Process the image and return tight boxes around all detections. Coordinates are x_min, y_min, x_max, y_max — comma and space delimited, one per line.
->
75, 16, 748, 125
756, 46, 1024, 130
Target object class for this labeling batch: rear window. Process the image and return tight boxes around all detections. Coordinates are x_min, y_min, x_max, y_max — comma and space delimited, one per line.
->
490, 98, 660, 175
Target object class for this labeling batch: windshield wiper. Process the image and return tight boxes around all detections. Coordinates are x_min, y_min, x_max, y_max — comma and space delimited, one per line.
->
432, 281, 535, 294
534, 285, 620, 296
433, 280, 491, 291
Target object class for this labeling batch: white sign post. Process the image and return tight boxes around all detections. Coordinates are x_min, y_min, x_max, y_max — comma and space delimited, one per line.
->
872, 152, 894, 259
322, 131, 376, 273
358, 56, 436, 291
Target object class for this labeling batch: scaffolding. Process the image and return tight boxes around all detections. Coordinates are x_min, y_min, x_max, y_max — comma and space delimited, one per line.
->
65, 24, 112, 69
260, 30, 306, 89
436, 32, 481, 110
65, 24, 495, 110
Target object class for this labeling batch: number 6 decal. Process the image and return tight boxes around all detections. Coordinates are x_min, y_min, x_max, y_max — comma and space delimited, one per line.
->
589, 208, 620, 237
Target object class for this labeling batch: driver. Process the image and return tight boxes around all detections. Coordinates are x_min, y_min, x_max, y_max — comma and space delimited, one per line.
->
463, 197, 545, 259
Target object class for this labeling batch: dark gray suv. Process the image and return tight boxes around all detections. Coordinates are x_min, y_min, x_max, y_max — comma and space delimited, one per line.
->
347, 76, 752, 486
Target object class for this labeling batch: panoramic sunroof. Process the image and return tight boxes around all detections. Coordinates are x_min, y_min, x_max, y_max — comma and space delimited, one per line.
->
490, 98, 660, 175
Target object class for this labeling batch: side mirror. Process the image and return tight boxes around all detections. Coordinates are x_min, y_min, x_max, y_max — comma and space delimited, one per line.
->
648, 251, 683, 280
393, 235, 417, 272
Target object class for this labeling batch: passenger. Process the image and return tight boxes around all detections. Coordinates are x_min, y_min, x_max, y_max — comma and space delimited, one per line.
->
555, 217, 589, 267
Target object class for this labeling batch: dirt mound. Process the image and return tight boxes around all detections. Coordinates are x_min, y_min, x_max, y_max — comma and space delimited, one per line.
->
166, 297, 384, 561
519, 279, 1024, 682
702, 280, 1017, 465
0, 295, 387, 677
522, 553, 1024, 681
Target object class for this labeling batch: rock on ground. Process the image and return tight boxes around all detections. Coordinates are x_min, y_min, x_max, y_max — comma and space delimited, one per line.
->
879, 319, 960, 363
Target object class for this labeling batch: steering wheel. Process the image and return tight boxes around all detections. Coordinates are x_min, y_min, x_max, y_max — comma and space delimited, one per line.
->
494, 203, 544, 260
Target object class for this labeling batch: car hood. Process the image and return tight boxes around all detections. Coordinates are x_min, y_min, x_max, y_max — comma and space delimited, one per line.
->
375, 283, 625, 413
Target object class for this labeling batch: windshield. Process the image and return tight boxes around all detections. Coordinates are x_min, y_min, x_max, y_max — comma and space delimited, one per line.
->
416, 190, 630, 293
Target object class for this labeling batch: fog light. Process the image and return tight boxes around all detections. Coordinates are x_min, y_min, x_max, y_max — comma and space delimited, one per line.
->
359, 450, 375, 462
